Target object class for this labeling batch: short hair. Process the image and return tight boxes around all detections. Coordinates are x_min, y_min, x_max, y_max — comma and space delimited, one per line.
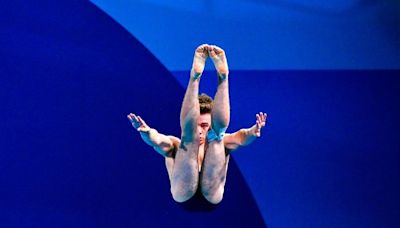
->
199, 93, 213, 114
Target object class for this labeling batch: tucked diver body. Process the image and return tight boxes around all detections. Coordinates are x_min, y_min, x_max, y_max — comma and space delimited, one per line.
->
127, 44, 267, 204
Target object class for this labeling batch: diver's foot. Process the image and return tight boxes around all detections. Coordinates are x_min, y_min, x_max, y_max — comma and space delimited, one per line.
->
208, 45, 229, 80
191, 44, 209, 79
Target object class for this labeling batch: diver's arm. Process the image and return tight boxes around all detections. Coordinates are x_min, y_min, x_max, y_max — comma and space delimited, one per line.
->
223, 112, 267, 151
127, 113, 177, 157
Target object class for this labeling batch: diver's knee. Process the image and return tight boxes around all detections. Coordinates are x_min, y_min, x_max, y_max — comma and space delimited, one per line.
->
202, 188, 224, 204
171, 186, 196, 203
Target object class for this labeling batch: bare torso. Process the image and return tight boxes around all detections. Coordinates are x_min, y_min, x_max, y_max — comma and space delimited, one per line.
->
198, 144, 205, 172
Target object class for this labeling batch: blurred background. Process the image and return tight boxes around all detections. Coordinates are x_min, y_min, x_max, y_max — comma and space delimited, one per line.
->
1, 0, 399, 227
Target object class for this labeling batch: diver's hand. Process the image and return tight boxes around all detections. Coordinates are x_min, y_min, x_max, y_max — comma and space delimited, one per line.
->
254, 112, 267, 137
127, 113, 150, 133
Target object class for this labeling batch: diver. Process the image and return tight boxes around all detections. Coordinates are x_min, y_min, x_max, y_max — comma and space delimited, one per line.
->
127, 44, 267, 204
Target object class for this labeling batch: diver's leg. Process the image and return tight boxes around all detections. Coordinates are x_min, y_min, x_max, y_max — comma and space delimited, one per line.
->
201, 142, 230, 204
201, 45, 231, 204
209, 45, 230, 130
169, 44, 208, 202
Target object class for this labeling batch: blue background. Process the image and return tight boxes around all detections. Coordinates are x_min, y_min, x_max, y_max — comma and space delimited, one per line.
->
1, 0, 399, 227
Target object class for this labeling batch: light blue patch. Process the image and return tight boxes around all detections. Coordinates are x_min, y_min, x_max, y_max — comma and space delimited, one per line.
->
207, 128, 226, 142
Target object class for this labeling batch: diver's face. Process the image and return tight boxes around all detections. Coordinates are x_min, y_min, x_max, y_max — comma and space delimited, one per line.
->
198, 113, 211, 145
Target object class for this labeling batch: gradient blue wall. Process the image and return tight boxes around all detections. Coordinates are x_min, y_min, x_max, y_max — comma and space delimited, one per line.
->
90, 0, 400, 227
1, 0, 399, 227
91, 0, 399, 70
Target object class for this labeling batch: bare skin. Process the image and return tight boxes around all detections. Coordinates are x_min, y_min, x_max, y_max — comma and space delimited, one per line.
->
127, 44, 267, 204
200, 45, 231, 204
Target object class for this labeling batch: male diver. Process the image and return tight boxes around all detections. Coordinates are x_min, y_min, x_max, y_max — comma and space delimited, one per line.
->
127, 44, 267, 204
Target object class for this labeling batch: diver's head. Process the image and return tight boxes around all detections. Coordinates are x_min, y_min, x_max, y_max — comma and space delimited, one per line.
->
198, 93, 213, 145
